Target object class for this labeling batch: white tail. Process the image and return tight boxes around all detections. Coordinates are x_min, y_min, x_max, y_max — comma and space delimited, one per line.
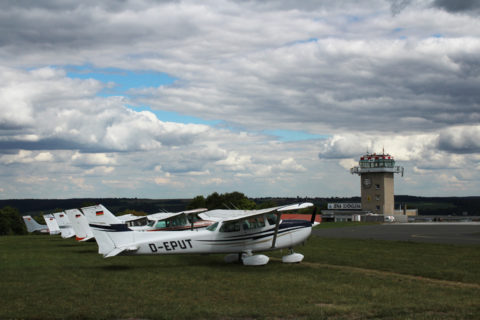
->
43, 214, 61, 235
22, 215, 48, 233
52, 212, 75, 238
65, 209, 94, 241
82, 204, 136, 257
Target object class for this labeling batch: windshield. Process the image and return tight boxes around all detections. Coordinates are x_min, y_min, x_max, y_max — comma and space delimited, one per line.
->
206, 222, 218, 231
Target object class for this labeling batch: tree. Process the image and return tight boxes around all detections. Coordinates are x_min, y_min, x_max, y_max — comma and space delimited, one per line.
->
204, 191, 256, 210
256, 199, 278, 209
117, 209, 147, 216
187, 195, 206, 210
0, 206, 27, 236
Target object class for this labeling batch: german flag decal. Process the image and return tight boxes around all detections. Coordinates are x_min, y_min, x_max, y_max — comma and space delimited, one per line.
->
75, 214, 81, 218
96, 211, 104, 216
59, 214, 64, 217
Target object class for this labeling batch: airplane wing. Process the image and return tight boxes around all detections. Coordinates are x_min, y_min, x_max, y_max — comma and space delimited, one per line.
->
147, 208, 208, 221
116, 214, 145, 223
198, 202, 313, 222
146, 212, 182, 220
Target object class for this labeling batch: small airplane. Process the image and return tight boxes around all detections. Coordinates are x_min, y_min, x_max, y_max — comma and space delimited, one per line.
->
43, 214, 61, 235
22, 215, 49, 233
65, 209, 95, 241
80, 205, 211, 232
84, 203, 317, 266
53, 212, 76, 239
141, 208, 211, 231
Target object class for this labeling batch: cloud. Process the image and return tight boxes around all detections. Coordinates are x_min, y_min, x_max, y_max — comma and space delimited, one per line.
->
0, 150, 54, 165
0, 1, 480, 198
432, 0, 480, 14
0, 67, 213, 153
389, 0, 412, 16
437, 125, 480, 153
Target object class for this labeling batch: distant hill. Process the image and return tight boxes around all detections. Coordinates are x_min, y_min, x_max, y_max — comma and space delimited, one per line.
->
1, 196, 479, 217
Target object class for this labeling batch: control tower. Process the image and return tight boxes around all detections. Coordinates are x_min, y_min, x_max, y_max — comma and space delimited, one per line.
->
350, 152, 404, 215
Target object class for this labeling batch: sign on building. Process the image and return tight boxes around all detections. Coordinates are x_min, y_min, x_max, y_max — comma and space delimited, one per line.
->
327, 203, 362, 210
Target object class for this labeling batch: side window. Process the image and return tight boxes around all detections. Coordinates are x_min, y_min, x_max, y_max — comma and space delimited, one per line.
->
266, 214, 277, 225
243, 216, 266, 230
155, 220, 167, 229
219, 221, 241, 232
256, 216, 265, 228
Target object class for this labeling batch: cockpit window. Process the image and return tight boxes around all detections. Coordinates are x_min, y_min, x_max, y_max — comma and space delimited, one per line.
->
206, 222, 218, 231
219, 221, 241, 232
266, 213, 277, 225
242, 216, 266, 230
155, 220, 167, 229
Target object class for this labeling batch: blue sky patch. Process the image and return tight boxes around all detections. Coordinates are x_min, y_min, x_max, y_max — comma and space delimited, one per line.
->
128, 105, 220, 126
65, 65, 176, 97
265, 130, 329, 142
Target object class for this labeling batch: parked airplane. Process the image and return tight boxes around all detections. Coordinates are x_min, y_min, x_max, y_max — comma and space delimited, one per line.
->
22, 215, 48, 233
84, 203, 316, 266
142, 208, 211, 231
53, 212, 76, 239
43, 214, 61, 235
65, 209, 95, 241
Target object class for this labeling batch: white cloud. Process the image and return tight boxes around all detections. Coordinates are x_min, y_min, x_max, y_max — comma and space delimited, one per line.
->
0, 1, 479, 198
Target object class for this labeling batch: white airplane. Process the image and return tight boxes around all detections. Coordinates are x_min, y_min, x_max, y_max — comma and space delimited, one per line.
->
43, 214, 61, 235
65, 209, 95, 241
142, 208, 211, 231
84, 203, 316, 266
53, 212, 76, 239
81, 205, 211, 232
22, 215, 49, 233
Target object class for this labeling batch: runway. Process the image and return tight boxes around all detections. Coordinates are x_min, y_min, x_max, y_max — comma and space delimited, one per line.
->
312, 223, 480, 245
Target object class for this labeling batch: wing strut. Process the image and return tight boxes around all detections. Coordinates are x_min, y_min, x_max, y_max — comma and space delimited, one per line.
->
271, 212, 282, 248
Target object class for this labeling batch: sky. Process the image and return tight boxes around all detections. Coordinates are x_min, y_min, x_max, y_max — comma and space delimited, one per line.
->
1, 0, 479, 199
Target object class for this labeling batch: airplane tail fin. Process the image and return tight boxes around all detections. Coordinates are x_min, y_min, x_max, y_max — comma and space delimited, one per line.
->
22, 215, 47, 233
53, 212, 76, 238
43, 214, 61, 235
82, 204, 136, 257
65, 209, 94, 241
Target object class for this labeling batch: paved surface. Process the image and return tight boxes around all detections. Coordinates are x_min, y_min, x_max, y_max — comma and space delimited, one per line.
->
312, 223, 480, 245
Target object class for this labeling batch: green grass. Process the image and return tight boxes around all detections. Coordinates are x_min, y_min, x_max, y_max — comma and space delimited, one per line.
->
1, 234, 479, 319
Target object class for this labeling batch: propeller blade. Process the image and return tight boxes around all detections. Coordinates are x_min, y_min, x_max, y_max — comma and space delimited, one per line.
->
310, 207, 318, 224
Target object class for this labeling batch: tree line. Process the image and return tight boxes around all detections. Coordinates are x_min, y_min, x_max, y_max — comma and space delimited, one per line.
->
0, 206, 27, 236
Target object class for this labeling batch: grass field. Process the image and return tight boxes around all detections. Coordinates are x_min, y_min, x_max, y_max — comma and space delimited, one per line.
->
1, 231, 479, 319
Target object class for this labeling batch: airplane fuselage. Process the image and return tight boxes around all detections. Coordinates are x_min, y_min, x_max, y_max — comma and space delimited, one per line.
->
94, 219, 312, 256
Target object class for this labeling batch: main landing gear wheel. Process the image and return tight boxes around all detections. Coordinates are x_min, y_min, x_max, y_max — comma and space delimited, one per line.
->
282, 248, 304, 263
240, 250, 269, 266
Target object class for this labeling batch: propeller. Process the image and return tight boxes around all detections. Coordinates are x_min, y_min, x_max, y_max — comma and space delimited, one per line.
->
310, 206, 318, 224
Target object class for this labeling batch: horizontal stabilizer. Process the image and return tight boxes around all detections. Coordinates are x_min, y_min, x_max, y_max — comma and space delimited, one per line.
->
105, 247, 126, 258
105, 246, 138, 258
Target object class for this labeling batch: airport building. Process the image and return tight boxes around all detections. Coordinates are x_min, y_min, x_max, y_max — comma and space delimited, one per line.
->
322, 151, 417, 222
350, 151, 403, 215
